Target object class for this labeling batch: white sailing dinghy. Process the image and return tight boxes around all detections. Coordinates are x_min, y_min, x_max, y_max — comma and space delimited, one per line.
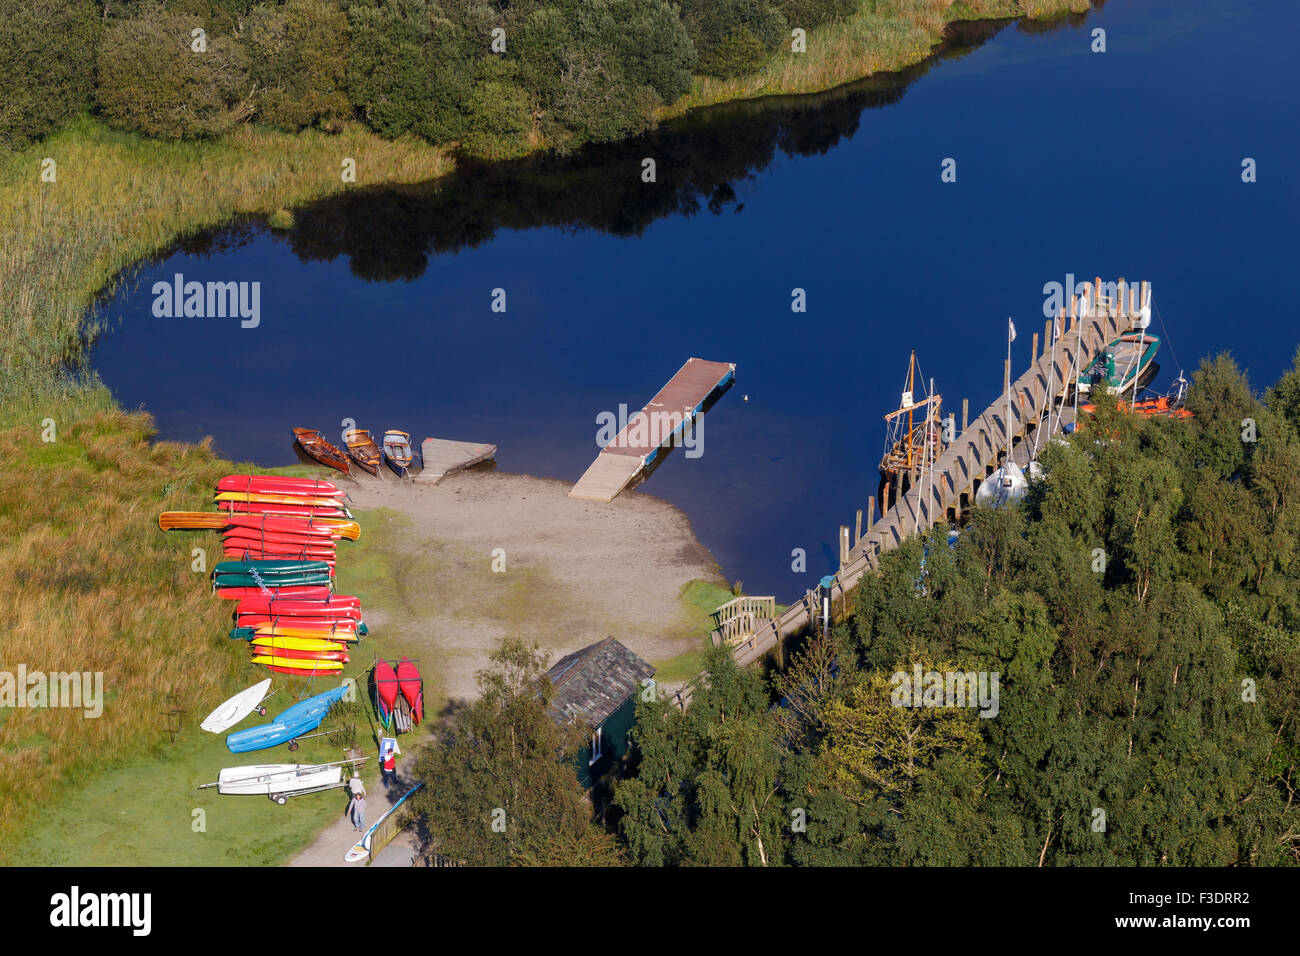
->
200, 678, 273, 734
199, 760, 363, 804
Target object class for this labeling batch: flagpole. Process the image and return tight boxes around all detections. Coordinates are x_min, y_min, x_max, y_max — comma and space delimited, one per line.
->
1006, 317, 1014, 465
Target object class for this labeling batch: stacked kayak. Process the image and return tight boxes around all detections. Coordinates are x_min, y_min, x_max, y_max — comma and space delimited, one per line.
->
373, 657, 423, 732
213, 559, 333, 599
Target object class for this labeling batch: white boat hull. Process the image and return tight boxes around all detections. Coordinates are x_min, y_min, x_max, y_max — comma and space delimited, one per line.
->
217, 763, 342, 795
201, 678, 272, 734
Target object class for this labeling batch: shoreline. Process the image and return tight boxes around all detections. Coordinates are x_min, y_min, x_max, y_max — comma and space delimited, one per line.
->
337, 467, 727, 706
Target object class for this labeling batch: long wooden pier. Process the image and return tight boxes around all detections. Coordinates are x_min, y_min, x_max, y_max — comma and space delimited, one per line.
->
569, 357, 735, 502
673, 278, 1147, 708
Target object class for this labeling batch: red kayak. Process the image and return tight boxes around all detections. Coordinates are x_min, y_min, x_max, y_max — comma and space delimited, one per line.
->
396, 657, 423, 725
373, 660, 399, 722
222, 528, 342, 549
261, 661, 345, 676
248, 646, 351, 662
216, 585, 332, 600
218, 501, 351, 519
224, 545, 337, 561
222, 514, 339, 537
218, 475, 343, 497
224, 551, 336, 568
237, 595, 361, 614
238, 613, 362, 629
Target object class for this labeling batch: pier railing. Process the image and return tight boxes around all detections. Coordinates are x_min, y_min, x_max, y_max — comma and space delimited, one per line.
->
675, 278, 1143, 705
712, 596, 777, 646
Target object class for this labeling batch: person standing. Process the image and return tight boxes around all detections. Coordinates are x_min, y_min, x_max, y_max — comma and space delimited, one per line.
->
351, 793, 367, 832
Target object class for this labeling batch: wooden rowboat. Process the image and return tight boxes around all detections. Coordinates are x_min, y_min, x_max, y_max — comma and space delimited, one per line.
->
293, 428, 351, 475
343, 429, 382, 476
382, 430, 415, 478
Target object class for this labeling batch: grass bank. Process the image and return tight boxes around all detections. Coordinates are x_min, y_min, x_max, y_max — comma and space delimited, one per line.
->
660, 0, 1093, 117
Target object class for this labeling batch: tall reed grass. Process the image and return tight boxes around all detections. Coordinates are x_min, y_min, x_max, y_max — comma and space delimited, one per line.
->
660, 0, 1093, 117
0, 116, 452, 409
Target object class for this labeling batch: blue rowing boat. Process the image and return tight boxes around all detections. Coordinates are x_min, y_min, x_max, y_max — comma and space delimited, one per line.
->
226, 685, 348, 754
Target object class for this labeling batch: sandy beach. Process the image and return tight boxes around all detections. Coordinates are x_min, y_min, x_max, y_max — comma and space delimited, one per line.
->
289, 464, 725, 866
340, 465, 726, 708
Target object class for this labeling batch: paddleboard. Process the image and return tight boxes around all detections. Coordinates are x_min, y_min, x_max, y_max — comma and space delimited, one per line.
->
345, 782, 424, 863
201, 678, 273, 734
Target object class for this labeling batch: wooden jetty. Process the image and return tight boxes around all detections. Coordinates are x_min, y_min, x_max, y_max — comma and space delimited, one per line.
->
569, 357, 736, 503
672, 279, 1148, 709
416, 437, 497, 485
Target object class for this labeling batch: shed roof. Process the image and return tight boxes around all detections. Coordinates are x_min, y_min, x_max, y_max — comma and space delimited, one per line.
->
546, 637, 655, 727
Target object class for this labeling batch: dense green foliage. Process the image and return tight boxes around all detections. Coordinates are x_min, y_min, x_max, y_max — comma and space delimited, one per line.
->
95, 8, 253, 139
0, 0, 100, 150
410, 640, 624, 865
245, 0, 351, 131
613, 353, 1300, 865
1, 0, 864, 153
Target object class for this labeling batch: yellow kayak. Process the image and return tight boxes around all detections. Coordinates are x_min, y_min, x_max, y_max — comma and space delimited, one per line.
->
251, 655, 344, 673
250, 635, 348, 653
214, 491, 344, 508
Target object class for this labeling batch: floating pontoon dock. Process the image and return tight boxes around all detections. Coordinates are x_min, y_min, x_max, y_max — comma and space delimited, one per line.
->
569, 357, 736, 503
417, 438, 498, 484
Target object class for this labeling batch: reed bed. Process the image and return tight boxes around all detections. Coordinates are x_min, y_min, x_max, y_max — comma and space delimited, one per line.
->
0, 117, 451, 409
0, 409, 251, 850
660, 0, 1092, 118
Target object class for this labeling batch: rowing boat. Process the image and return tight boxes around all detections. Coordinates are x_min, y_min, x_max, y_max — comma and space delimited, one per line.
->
293, 428, 352, 475
343, 429, 382, 476
1079, 332, 1161, 397
382, 430, 415, 478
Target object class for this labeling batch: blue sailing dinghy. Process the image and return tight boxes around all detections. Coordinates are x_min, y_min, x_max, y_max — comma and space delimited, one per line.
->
226, 685, 348, 754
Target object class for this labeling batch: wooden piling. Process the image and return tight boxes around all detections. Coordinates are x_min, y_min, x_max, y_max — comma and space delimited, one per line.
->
962, 398, 969, 432
854, 509, 863, 548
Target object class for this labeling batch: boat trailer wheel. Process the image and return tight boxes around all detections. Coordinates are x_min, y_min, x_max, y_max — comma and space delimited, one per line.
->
288, 740, 299, 752
258, 706, 267, 716
270, 793, 287, 805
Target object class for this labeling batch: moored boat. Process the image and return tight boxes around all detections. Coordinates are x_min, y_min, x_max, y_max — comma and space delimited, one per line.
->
1079, 332, 1160, 398
343, 429, 382, 476
293, 428, 352, 475
382, 430, 415, 478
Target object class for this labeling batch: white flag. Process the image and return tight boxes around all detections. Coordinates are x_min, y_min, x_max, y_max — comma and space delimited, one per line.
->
1008, 318, 1017, 342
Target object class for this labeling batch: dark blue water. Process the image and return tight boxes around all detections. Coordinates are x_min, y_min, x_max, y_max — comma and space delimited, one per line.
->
93, 0, 1300, 596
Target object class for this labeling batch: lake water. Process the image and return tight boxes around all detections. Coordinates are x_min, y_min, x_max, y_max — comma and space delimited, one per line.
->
93, 0, 1300, 596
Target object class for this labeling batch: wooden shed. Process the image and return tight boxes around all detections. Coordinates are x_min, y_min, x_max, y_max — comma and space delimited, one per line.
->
546, 637, 656, 788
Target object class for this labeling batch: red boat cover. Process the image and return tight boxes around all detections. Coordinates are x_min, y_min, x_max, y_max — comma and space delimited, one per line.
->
396, 657, 423, 725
